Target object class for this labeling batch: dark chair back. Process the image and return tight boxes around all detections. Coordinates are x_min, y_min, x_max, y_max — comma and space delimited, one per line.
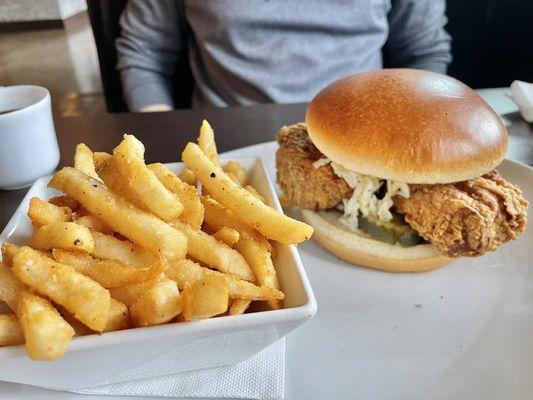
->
86, 0, 193, 113
446, 0, 533, 88
86, 0, 128, 112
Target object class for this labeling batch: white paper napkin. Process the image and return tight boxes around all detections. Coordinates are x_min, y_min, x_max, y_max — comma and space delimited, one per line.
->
67, 338, 284, 399
509, 80, 533, 122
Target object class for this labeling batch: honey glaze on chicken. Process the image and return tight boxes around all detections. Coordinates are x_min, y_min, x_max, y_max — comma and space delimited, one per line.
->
276, 123, 528, 258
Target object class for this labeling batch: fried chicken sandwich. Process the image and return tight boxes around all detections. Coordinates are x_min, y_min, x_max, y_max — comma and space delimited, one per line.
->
276, 69, 528, 272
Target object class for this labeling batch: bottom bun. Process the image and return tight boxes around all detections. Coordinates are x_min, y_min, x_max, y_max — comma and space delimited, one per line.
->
301, 209, 455, 272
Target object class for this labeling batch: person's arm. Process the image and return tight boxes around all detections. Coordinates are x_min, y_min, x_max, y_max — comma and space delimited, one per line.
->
383, 0, 452, 74
116, 0, 183, 112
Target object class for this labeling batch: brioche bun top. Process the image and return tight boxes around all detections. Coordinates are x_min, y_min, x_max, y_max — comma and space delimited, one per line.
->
305, 69, 508, 184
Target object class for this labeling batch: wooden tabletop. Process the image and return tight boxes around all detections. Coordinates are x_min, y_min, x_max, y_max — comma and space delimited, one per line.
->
0, 103, 532, 231
54, 102, 307, 166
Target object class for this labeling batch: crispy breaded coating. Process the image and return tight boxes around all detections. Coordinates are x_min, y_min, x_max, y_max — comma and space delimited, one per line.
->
275, 124, 528, 258
394, 171, 528, 257
276, 123, 352, 210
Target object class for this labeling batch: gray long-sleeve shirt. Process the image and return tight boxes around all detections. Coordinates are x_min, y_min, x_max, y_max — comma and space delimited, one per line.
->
116, 0, 451, 111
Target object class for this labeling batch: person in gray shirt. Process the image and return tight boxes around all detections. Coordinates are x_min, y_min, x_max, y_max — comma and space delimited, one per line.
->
116, 0, 451, 112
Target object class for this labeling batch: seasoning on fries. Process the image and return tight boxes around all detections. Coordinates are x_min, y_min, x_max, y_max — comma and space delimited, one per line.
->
0, 119, 312, 361
13, 247, 111, 332
49, 168, 188, 261
182, 143, 314, 244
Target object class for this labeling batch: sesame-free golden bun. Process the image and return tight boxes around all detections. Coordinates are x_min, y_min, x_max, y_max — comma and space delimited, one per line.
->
305, 69, 508, 184
301, 209, 454, 272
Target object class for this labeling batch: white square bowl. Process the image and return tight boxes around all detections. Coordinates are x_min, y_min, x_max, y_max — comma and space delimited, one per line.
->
0, 157, 317, 390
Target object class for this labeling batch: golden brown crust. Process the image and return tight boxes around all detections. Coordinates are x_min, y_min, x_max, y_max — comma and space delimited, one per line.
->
306, 69, 508, 184
276, 123, 352, 210
394, 170, 528, 257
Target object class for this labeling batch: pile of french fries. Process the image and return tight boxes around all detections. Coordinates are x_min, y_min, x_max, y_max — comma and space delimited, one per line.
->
0, 120, 313, 360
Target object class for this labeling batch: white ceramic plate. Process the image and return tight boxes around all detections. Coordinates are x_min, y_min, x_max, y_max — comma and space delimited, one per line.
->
0, 156, 317, 390
225, 143, 533, 400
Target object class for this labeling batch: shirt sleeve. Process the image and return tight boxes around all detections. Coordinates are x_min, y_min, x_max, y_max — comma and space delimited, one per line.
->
115, 0, 183, 111
383, 0, 452, 74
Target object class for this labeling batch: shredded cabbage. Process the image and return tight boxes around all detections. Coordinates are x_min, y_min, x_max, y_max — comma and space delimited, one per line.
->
312, 158, 332, 169
314, 158, 410, 231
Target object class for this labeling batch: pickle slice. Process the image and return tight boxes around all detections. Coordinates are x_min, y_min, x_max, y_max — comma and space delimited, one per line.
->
359, 214, 423, 247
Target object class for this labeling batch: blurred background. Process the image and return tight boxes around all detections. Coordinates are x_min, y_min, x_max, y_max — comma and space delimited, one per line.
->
1, 0, 532, 116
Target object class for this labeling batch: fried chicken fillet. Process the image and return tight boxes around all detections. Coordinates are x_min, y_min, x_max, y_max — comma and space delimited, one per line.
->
276, 123, 528, 258
276, 123, 352, 210
394, 171, 528, 257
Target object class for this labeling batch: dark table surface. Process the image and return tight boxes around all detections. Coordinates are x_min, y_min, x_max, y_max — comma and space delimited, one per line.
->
1, 103, 532, 231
